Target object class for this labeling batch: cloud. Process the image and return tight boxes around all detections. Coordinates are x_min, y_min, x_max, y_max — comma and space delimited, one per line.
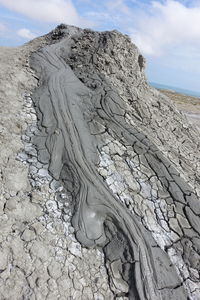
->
84, 0, 200, 59
105, 0, 130, 15
0, 0, 90, 27
17, 28, 36, 39
82, 0, 200, 91
0, 23, 7, 33
130, 0, 200, 56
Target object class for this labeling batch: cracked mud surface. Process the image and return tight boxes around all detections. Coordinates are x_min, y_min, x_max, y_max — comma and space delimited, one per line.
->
159, 89, 200, 130
1, 24, 200, 299
0, 33, 114, 300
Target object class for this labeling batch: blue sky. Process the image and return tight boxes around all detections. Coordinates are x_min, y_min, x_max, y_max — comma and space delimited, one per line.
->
0, 0, 200, 92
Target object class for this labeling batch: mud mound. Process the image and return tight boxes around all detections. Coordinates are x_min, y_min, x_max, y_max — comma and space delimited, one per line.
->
0, 24, 200, 299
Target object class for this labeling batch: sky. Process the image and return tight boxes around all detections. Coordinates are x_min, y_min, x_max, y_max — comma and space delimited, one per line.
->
0, 0, 200, 92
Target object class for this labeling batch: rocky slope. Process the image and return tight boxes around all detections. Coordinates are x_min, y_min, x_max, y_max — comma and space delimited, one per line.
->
0, 24, 200, 300
159, 89, 200, 130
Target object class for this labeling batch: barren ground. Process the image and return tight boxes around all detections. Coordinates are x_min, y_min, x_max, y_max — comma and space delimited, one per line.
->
0, 27, 200, 299
160, 89, 200, 130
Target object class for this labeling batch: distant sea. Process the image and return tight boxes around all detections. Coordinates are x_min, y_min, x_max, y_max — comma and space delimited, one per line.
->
150, 82, 200, 98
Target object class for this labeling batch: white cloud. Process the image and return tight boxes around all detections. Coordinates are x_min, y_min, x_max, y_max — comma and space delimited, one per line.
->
105, 0, 130, 15
82, 0, 200, 90
130, 0, 200, 56
0, 0, 90, 27
86, 0, 200, 58
17, 28, 36, 39
0, 23, 7, 33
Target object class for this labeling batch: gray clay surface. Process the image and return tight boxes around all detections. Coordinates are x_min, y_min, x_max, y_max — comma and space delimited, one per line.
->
29, 25, 200, 299
0, 24, 200, 300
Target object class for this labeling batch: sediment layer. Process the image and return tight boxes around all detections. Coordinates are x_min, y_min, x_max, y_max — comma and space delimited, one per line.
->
29, 25, 200, 299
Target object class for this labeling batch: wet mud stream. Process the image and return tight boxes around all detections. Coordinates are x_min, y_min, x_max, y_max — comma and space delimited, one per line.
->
30, 26, 200, 299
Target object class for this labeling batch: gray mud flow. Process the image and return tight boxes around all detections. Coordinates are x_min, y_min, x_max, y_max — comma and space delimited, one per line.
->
30, 24, 200, 299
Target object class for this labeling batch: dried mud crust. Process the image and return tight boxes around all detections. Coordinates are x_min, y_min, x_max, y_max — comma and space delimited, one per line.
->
0, 33, 115, 299
159, 89, 200, 130
29, 25, 200, 300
